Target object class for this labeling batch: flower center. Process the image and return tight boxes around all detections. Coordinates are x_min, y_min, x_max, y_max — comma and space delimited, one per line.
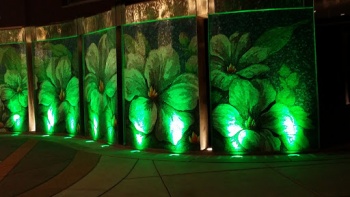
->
245, 116, 256, 130
148, 86, 158, 100
59, 89, 65, 101
227, 63, 237, 74
99, 80, 104, 93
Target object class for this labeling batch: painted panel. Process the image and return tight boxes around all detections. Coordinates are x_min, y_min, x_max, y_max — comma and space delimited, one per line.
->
83, 27, 117, 144
0, 43, 28, 133
209, 8, 319, 153
33, 37, 80, 136
123, 17, 200, 153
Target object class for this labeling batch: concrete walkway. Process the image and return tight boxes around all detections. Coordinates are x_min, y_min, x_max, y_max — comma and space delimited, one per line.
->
0, 133, 350, 197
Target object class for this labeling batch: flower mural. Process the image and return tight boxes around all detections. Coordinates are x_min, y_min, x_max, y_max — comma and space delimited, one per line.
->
38, 56, 79, 135
125, 43, 198, 147
0, 46, 28, 132
34, 41, 80, 136
84, 32, 117, 141
210, 16, 316, 153
210, 20, 307, 91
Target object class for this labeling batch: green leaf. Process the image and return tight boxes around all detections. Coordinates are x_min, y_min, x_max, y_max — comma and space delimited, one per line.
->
210, 34, 231, 62
65, 77, 79, 107
276, 88, 295, 106
4, 70, 21, 88
129, 97, 157, 135
179, 32, 189, 47
229, 78, 259, 120
185, 55, 198, 74
135, 32, 149, 57
231, 32, 251, 65
286, 72, 299, 88
105, 49, 117, 80
155, 103, 193, 145
38, 80, 58, 106
105, 74, 117, 98
161, 77, 198, 111
56, 57, 72, 88
236, 64, 270, 79
278, 64, 291, 78
46, 43, 72, 59
238, 46, 269, 66
98, 34, 109, 69
188, 36, 197, 54
254, 21, 305, 56
124, 69, 147, 101
212, 104, 244, 138
145, 45, 180, 92
124, 34, 136, 54
85, 43, 99, 74
210, 70, 237, 91
46, 58, 59, 87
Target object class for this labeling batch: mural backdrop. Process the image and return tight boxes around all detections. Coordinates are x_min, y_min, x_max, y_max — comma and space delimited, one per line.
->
209, 8, 319, 153
123, 16, 200, 153
0, 44, 28, 133
33, 37, 80, 136
83, 27, 118, 144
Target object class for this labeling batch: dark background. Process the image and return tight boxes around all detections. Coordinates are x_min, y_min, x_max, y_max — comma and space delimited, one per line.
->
0, 0, 350, 149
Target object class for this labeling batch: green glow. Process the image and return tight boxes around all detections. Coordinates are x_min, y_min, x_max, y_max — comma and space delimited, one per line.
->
134, 122, 145, 133
47, 107, 55, 135
288, 154, 300, 157
64, 136, 72, 139
67, 116, 77, 137
12, 114, 22, 130
231, 155, 243, 158
130, 150, 140, 153
227, 121, 242, 137
238, 130, 246, 143
136, 134, 143, 145
283, 116, 297, 144
101, 144, 110, 148
92, 117, 99, 140
85, 140, 94, 143
107, 126, 115, 145
170, 114, 184, 146
209, 7, 313, 17
169, 154, 180, 157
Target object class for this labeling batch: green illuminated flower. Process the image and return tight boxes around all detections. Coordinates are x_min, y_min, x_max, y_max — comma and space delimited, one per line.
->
84, 34, 117, 113
125, 45, 198, 145
213, 77, 311, 152
38, 56, 79, 125
210, 21, 305, 91
0, 47, 28, 129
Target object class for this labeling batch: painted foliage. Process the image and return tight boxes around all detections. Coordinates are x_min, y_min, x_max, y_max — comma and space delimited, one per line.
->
83, 28, 117, 144
0, 44, 28, 132
34, 38, 80, 136
123, 17, 199, 153
209, 9, 318, 153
